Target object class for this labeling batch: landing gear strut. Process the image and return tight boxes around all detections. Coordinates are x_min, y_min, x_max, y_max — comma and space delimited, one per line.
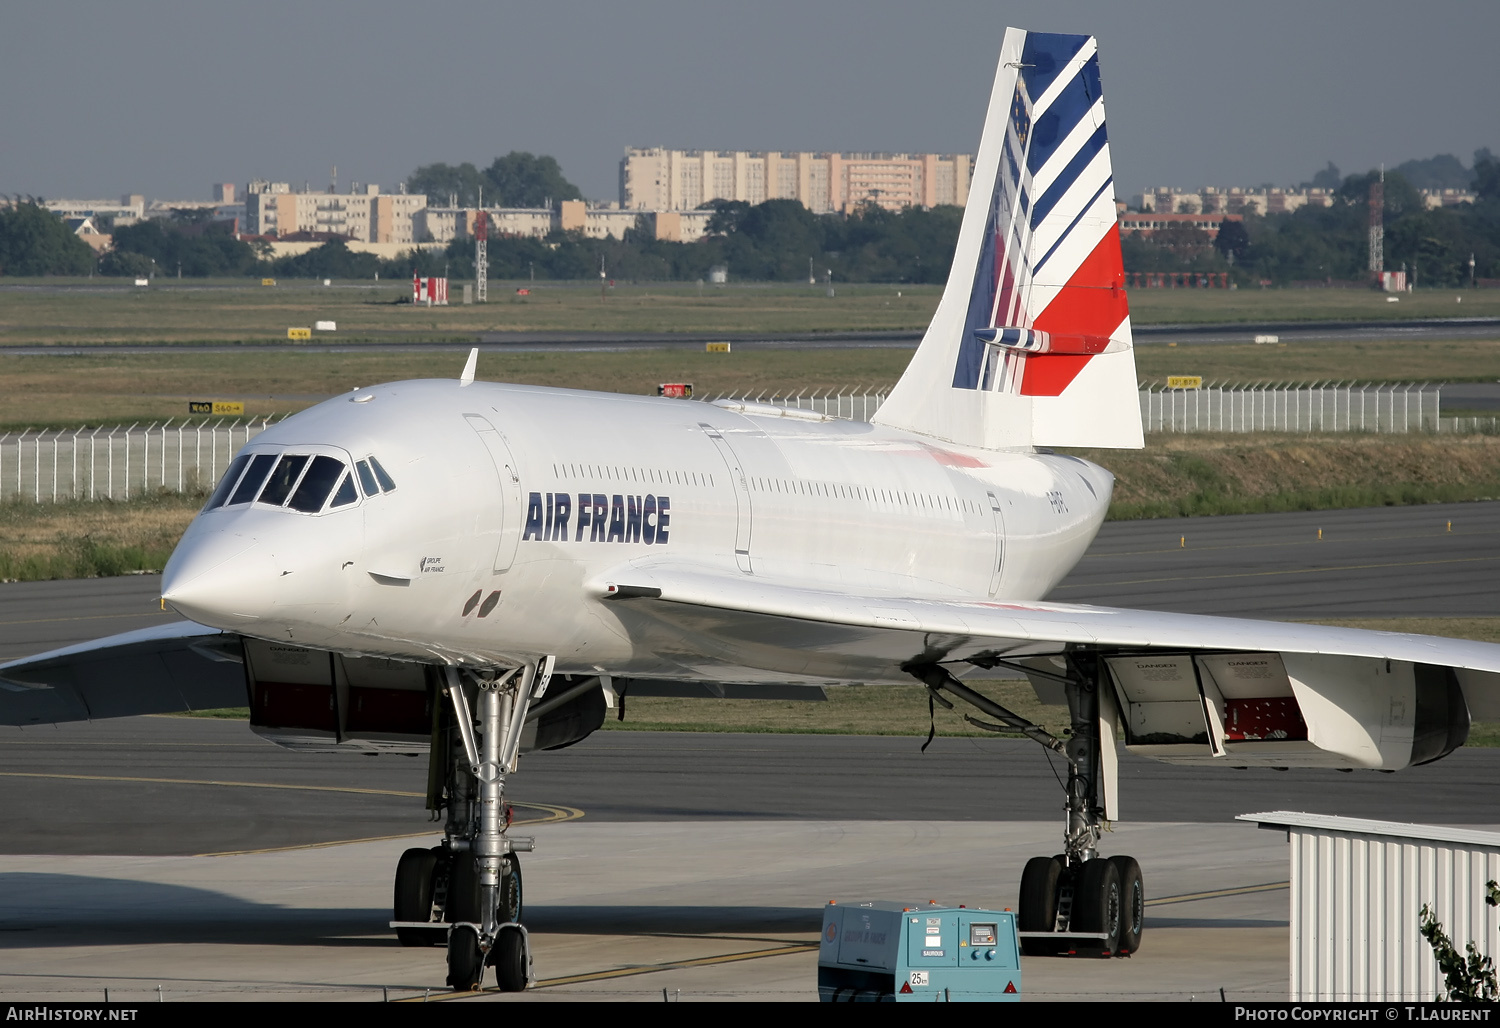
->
908, 652, 1143, 958
390, 657, 553, 990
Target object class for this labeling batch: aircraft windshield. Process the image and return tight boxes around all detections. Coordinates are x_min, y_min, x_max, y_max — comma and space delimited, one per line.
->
204, 450, 362, 514
328, 472, 358, 508
287, 455, 346, 513
257, 455, 309, 506
203, 455, 251, 511
356, 457, 397, 496
228, 453, 278, 506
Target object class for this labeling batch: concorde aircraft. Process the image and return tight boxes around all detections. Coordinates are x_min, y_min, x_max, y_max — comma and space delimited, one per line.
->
5, 26, 1500, 992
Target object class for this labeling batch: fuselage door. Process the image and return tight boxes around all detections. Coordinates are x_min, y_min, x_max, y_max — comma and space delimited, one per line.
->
465, 413, 523, 573
987, 489, 1006, 597
701, 423, 753, 574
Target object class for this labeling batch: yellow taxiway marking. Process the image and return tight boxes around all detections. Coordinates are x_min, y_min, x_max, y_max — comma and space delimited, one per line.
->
1146, 881, 1288, 906
1052, 553, 1500, 592
406, 881, 1287, 1000
534, 942, 818, 989
0, 611, 169, 627
412, 941, 819, 1000
202, 831, 437, 857
0, 771, 582, 853
201, 804, 584, 857
0, 770, 424, 798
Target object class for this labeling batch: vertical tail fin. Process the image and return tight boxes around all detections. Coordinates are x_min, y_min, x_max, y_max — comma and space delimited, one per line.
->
873, 28, 1142, 450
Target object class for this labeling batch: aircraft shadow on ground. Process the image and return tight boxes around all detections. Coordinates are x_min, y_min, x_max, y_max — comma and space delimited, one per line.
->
0, 874, 821, 948
0, 873, 391, 949
526, 904, 819, 936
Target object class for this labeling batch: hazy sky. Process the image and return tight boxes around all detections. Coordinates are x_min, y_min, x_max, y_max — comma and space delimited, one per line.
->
4, 0, 1495, 204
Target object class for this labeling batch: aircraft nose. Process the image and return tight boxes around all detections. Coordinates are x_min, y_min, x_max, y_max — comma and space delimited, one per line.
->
161, 527, 277, 625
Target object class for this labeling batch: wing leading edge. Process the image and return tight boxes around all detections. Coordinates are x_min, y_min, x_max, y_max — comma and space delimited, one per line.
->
0, 621, 246, 726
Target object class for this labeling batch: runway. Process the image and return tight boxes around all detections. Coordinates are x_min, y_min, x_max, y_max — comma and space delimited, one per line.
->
3, 500, 1499, 1000
3, 316, 1496, 357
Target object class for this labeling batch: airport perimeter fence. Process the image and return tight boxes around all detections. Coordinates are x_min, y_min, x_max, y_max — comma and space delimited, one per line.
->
711, 382, 1477, 436
3, 385, 1497, 505
1140, 381, 1448, 434
0, 418, 280, 504
701, 386, 892, 421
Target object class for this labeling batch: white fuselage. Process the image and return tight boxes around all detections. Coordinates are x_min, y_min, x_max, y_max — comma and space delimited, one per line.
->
162, 379, 1114, 685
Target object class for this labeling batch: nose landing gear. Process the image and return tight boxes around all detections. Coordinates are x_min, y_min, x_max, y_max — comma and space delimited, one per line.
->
908, 652, 1143, 958
391, 658, 553, 990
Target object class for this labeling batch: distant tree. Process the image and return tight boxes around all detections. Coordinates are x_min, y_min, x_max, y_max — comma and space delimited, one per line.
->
1394, 153, 1472, 192
0, 202, 96, 276
702, 199, 751, 236
272, 239, 380, 279
1473, 149, 1500, 204
97, 249, 155, 277
170, 207, 215, 226
1215, 219, 1251, 262
1339, 169, 1423, 219
407, 161, 487, 207
1305, 161, 1342, 191
109, 219, 261, 277
483, 152, 582, 208
1175, 199, 1200, 214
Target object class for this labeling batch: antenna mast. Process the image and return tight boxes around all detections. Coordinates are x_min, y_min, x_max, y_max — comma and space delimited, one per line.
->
474, 185, 488, 303
1368, 165, 1384, 276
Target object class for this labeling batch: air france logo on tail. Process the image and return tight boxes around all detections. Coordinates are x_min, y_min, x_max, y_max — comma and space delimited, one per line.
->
954, 31, 1128, 400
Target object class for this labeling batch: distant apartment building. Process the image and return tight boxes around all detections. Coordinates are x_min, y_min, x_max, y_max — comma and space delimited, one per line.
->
1118, 212, 1242, 240
1421, 188, 1477, 208
419, 201, 712, 245
1136, 187, 1337, 216
620, 148, 972, 214
45, 195, 144, 228
243, 181, 426, 244
1137, 184, 1480, 217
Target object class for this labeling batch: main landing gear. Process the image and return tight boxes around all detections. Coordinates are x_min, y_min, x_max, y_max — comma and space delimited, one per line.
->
390, 657, 554, 991
908, 652, 1144, 958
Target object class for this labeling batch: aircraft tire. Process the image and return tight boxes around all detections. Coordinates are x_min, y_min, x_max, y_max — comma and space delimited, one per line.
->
1072, 858, 1122, 957
394, 847, 444, 947
1018, 855, 1064, 955
501, 852, 523, 925
1110, 855, 1144, 955
491, 925, 527, 992
446, 925, 484, 991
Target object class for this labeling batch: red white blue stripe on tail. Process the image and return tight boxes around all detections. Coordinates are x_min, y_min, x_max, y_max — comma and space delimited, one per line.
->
874, 28, 1142, 451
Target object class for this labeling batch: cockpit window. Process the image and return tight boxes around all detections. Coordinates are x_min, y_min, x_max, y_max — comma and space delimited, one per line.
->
370, 456, 397, 492
355, 459, 379, 497
257, 454, 309, 506
287, 455, 347, 513
203, 455, 251, 511
356, 456, 397, 495
228, 452, 278, 506
328, 472, 358, 509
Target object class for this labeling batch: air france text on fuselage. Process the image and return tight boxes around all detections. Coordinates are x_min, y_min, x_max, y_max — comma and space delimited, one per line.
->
522, 492, 671, 544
